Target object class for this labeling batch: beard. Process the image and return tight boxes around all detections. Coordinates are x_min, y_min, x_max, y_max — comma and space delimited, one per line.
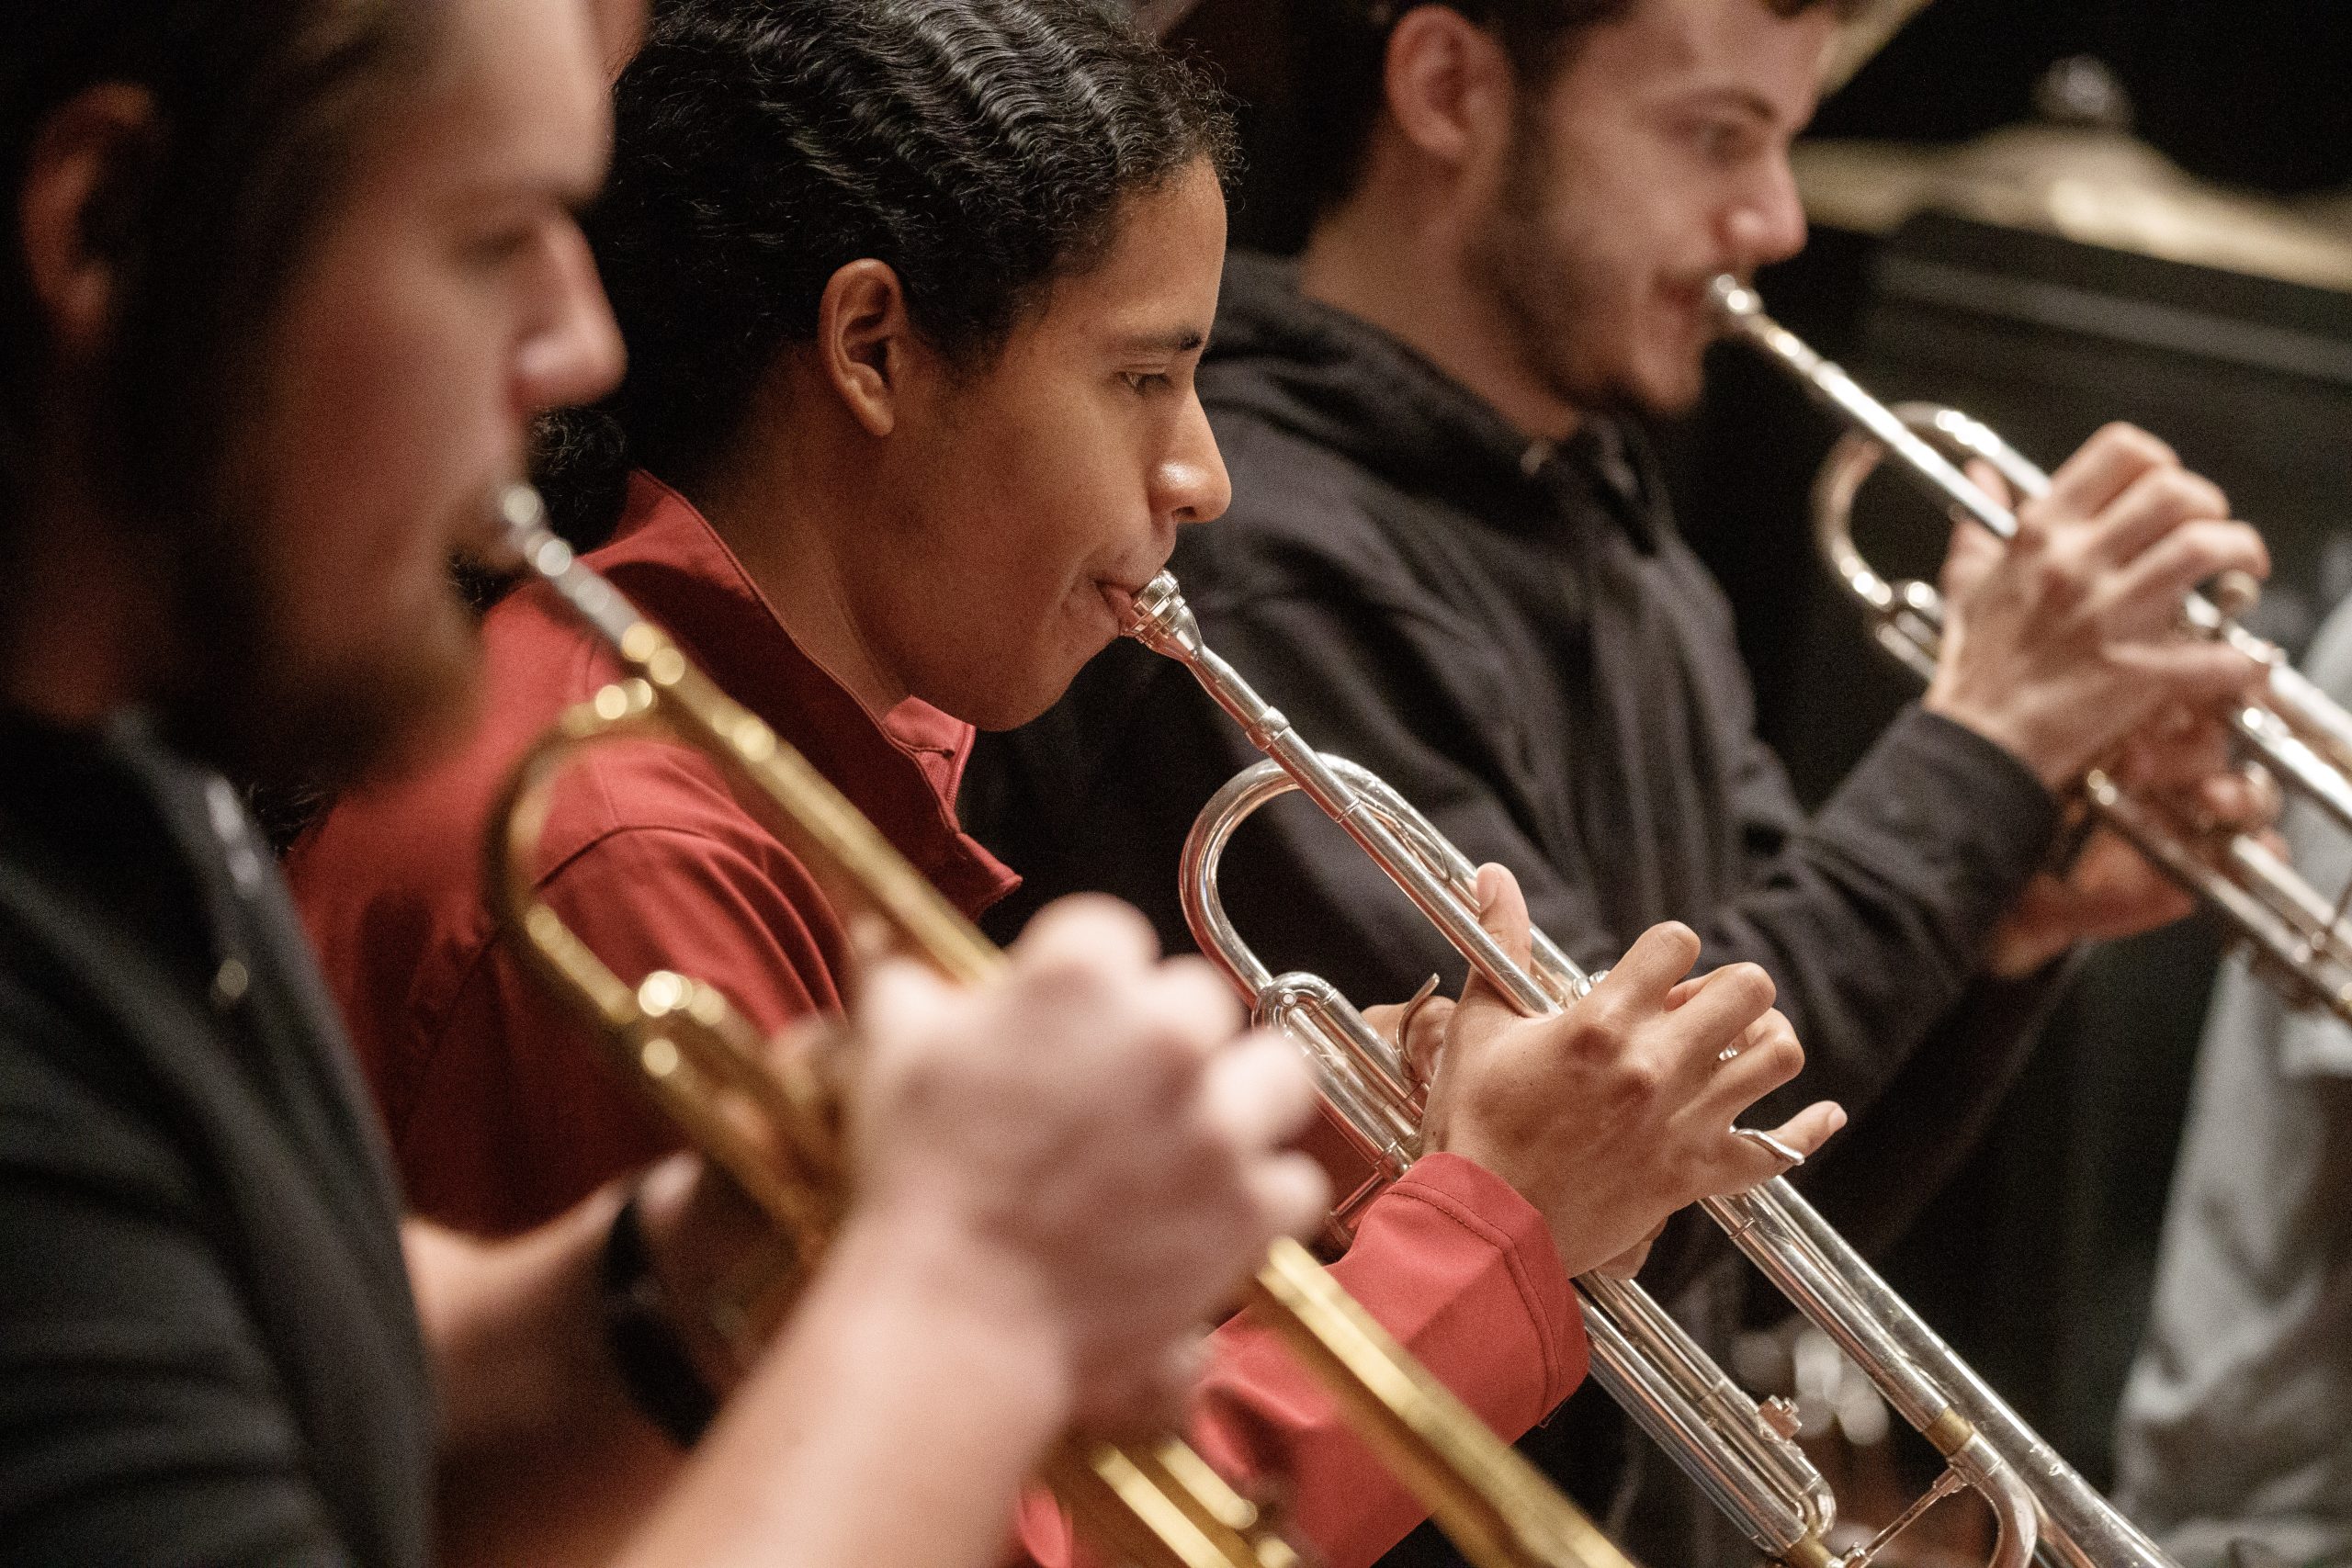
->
1464, 113, 1700, 422
153, 491, 484, 807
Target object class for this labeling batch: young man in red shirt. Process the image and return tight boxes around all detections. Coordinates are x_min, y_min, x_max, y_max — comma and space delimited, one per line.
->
290, 2, 1843, 1564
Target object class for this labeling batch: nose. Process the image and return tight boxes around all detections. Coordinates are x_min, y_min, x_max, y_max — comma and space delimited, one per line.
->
514, 223, 627, 416
1156, 391, 1232, 532
1724, 151, 1808, 275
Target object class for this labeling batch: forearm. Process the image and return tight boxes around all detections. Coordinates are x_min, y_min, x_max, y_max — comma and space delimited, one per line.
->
1699, 707, 2059, 1126
415, 1183, 1078, 1568
615, 1209, 1072, 1568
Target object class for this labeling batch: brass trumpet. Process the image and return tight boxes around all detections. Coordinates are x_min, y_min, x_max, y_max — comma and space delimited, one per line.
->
1712, 275, 2352, 1026
1121, 573, 2170, 1568
482, 483, 1640, 1568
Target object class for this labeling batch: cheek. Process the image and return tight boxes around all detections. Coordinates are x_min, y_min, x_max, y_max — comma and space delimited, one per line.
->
926, 497, 1116, 705
906, 376, 1152, 706
258, 491, 459, 679
252, 339, 484, 670
266, 246, 512, 547
949, 405, 1123, 581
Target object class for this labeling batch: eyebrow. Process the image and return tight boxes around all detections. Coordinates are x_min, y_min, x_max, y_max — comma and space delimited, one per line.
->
1680, 85, 1781, 125
1114, 326, 1211, 356
453, 172, 605, 217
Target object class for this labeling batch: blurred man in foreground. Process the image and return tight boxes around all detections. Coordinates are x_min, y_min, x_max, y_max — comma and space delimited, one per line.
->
0, 5, 1319, 1565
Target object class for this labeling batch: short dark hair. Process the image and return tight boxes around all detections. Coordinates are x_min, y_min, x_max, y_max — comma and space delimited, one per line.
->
0, 2, 436, 618
537, 0, 1238, 547
1288, 0, 1862, 219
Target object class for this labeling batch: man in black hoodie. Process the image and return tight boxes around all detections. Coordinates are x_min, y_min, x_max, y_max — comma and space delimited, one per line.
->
968, 1, 2276, 1563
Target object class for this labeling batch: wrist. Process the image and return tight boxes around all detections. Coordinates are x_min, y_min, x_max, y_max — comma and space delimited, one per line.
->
829, 1201, 1078, 1416
601, 1183, 723, 1447
1921, 692, 2076, 793
1983, 915, 2071, 979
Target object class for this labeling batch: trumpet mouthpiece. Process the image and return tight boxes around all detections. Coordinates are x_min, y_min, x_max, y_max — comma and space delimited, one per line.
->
492, 482, 567, 576
1707, 275, 1758, 324
1116, 571, 1205, 661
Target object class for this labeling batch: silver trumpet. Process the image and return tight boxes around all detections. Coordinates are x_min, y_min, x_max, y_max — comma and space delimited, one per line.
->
1712, 275, 2352, 1026
1120, 578, 2104, 1568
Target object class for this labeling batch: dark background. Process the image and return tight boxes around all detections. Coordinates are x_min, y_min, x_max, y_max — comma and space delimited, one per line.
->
1169, 0, 2352, 1491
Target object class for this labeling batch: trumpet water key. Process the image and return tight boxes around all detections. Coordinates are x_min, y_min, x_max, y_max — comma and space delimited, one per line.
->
1122, 571, 2154, 1568
484, 484, 1641, 1568
1712, 275, 2352, 1026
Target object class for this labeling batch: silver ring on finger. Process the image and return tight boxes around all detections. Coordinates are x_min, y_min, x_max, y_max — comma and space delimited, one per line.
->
1734, 1126, 1805, 1169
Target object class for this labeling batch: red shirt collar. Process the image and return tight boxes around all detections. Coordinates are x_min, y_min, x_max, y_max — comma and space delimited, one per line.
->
585, 470, 1019, 916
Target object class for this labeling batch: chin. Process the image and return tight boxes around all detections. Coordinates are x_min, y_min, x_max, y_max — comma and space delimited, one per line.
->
961, 686, 1060, 733
1622, 348, 1709, 419
973, 639, 1112, 732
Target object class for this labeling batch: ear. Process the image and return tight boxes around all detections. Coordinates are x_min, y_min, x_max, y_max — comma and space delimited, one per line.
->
1383, 6, 1517, 172
19, 83, 159, 367
814, 258, 918, 439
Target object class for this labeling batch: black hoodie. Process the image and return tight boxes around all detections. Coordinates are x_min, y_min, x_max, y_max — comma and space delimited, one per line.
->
966, 252, 2067, 1567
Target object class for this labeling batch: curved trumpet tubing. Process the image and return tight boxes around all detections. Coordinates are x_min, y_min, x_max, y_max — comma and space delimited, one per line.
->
1713, 275, 2352, 1026
484, 485, 1635, 1568
1124, 573, 2062, 1568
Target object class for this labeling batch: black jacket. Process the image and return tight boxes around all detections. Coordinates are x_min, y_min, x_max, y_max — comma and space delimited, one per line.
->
968, 254, 2068, 1567
0, 711, 432, 1567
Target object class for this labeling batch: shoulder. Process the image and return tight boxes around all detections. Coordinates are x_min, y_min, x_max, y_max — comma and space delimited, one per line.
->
0, 963, 198, 1211
1180, 427, 1502, 664
290, 590, 785, 1044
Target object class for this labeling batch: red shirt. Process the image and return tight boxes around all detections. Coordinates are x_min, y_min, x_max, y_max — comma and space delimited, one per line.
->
292, 472, 1587, 1567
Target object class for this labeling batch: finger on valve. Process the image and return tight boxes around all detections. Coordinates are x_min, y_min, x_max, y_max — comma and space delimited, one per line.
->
2076, 465, 2234, 576
1469, 863, 1536, 972
2110, 705, 2231, 795
2217, 762, 2285, 836
2036, 423, 2178, 524
1661, 962, 1777, 1073
1585, 919, 1705, 1015
2097, 518, 2269, 637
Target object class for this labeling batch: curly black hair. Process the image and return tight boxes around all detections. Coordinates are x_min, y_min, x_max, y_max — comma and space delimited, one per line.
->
537, 0, 1238, 547
1286, 0, 1865, 220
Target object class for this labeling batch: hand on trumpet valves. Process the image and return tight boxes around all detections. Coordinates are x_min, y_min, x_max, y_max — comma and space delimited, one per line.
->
1984, 705, 2288, 977
1404, 865, 1845, 1281
837, 894, 1329, 1436
1923, 423, 2270, 792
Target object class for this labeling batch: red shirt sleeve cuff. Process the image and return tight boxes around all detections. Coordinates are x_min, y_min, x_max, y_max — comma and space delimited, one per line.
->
1350, 1151, 1584, 1411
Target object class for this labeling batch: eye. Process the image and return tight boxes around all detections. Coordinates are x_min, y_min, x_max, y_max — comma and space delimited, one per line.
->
1122, 370, 1175, 396
1691, 118, 1757, 167
464, 222, 538, 269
